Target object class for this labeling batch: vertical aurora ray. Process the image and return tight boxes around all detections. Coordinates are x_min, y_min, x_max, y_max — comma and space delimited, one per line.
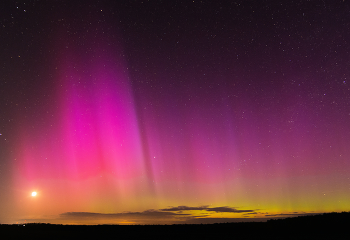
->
12, 20, 152, 217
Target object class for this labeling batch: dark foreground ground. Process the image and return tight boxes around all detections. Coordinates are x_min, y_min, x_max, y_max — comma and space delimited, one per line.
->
1, 212, 349, 240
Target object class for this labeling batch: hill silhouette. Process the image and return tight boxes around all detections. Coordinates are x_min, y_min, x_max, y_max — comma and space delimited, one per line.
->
1, 212, 349, 240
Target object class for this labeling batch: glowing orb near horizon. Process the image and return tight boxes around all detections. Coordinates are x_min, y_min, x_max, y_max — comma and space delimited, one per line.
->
31, 192, 37, 197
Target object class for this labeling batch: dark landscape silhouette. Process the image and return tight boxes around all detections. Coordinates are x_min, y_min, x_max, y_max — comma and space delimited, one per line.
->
1, 212, 348, 240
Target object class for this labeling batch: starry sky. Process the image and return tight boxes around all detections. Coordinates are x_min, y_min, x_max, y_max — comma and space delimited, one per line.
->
0, 0, 350, 225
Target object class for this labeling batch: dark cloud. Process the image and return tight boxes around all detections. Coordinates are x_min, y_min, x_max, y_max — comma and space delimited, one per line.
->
160, 206, 210, 211
56, 206, 257, 224
161, 206, 255, 214
206, 207, 255, 213
243, 212, 258, 215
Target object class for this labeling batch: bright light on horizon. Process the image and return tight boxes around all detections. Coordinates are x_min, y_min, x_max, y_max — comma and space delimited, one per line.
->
31, 192, 37, 197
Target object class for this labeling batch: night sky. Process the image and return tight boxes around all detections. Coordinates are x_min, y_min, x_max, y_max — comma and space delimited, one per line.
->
1, 0, 350, 224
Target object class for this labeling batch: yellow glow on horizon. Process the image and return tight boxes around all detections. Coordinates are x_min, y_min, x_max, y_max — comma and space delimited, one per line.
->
31, 191, 37, 197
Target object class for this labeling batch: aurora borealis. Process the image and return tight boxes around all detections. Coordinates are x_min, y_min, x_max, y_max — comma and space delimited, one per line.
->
1, 1, 350, 224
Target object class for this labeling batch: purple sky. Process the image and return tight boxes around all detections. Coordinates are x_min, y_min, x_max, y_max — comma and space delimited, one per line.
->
0, 0, 349, 224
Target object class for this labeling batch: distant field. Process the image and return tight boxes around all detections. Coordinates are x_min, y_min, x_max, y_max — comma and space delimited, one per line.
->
1, 212, 349, 240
